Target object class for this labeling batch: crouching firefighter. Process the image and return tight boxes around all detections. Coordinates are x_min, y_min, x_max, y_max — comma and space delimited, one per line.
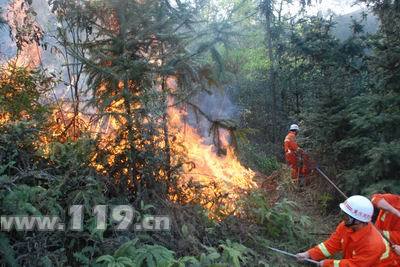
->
284, 124, 309, 185
296, 195, 397, 266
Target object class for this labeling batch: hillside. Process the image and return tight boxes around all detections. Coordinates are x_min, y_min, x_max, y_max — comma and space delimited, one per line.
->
332, 8, 379, 40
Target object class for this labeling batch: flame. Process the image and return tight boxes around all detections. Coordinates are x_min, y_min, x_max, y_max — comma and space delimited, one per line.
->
2, 0, 257, 217
5, 0, 43, 68
38, 79, 257, 217
168, 103, 256, 217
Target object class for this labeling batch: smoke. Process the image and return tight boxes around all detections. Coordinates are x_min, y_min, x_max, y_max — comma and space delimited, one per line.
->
191, 88, 239, 121
0, 0, 16, 61
186, 87, 239, 147
0, 0, 80, 97
1, 0, 242, 149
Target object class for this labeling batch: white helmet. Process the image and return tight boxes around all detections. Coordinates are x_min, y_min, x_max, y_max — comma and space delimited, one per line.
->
289, 124, 299, 131
339, 195, 374, 222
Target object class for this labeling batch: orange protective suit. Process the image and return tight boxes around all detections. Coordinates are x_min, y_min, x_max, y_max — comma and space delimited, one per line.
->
372, 194, 400, 244
307, 221, 396, 267
372, 194, 400, 265
284, 131, 302, 181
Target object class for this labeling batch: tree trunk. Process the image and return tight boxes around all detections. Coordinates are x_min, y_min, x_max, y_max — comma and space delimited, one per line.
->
265, 8, 278, 154
161, 78, 172, 184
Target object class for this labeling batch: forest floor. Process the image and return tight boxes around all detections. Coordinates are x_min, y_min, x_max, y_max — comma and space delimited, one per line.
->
257, 165, 339, 266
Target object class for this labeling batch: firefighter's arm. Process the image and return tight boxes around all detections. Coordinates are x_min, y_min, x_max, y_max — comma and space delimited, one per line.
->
307, 223, 343, 261
383, 230, 400, 244
287, 139, 299, 152
322, 245, 381, 267
371, 194, 400, 217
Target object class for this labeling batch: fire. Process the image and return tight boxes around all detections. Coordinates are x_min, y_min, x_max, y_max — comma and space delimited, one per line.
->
38, 80, 257, 217
2, 0, 257, 217
5, 0, 43, 68
168, 104, 257, 217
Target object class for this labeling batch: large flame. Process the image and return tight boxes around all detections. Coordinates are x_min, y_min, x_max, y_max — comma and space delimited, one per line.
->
2, 1, 257, 217
168, 103, 256, 216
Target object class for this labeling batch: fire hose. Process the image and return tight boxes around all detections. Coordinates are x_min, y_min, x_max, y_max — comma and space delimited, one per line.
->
314, 167, 347, 199
313, 164, 395, 248
267, 246, 319, 265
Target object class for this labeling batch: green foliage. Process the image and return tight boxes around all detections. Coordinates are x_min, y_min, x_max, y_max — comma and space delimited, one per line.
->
240, 191, 311, 243
1, 184, 61, 215
318, 193, 335, 215
0, 121, 39, 176
237, 140, 279, 175
219, 239, 254, 267
195, 245, 223, 266
362, 180, 400, 196
45, 138, 97, 171
74, 246, 103, 266
3, 0, 399, 265
51, 0, 231, 198
98, 239, 175, 267
0, 233, 17, 267
323, 1, 400, 194
0, 117, 108, 265
99, 238, 257, 267
97, 255, 136, 267
0, 65, 49, 122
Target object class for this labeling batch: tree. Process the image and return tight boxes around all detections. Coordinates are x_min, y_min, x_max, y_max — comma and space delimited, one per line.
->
54, 0, 223, 201
335, 0, 400, 193
259, 0, 279, 154
0, 64, 51, 123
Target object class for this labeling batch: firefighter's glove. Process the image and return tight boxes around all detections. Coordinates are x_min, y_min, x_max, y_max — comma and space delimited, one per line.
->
295, 251, 310, 262
393, 245, 400, 256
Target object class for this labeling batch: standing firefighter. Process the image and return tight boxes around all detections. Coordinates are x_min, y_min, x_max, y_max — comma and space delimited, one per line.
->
284, 124, 305, 184
296, 195, 397, 266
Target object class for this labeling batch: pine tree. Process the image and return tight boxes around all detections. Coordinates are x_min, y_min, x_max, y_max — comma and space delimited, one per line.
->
54, 0, 221, 200
336, 1, 400, 193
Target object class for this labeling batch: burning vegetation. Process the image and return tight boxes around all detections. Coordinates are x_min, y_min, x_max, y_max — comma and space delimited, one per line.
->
3, 0, 379, 265
1, 0, 257, 219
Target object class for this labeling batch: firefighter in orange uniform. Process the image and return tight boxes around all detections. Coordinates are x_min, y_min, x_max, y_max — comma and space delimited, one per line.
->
284, 124, 303, 183
372, 193, 400, 260
296, 195, 395, 266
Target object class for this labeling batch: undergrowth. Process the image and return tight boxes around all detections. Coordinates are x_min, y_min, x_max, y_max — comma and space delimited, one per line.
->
0, 120, 320, 266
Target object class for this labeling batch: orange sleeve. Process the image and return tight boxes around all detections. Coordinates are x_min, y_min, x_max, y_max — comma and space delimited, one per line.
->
372, 194, 385, 205
372, 194, 399, 207
308, 223, 344, 261
322, 245, 382, 267
383, 230, 400, 244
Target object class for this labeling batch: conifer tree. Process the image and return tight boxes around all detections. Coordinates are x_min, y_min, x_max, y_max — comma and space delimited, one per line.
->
336, 0, 400, 193
54, 0, 222, 200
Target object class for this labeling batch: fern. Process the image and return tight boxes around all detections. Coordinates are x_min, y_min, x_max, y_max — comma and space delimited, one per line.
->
99, 240, 175, 267
114, 239, 139, 258
128, 245, 175, 267
0, 233, 17, 267
1, 184, 62, 216
219, 240, 253, 267
199, 245, 222, 265
240, 190, 311, 242
97, 255, 135, 267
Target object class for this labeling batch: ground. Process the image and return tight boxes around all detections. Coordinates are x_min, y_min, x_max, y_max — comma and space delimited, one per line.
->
257, 165, 339, 266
